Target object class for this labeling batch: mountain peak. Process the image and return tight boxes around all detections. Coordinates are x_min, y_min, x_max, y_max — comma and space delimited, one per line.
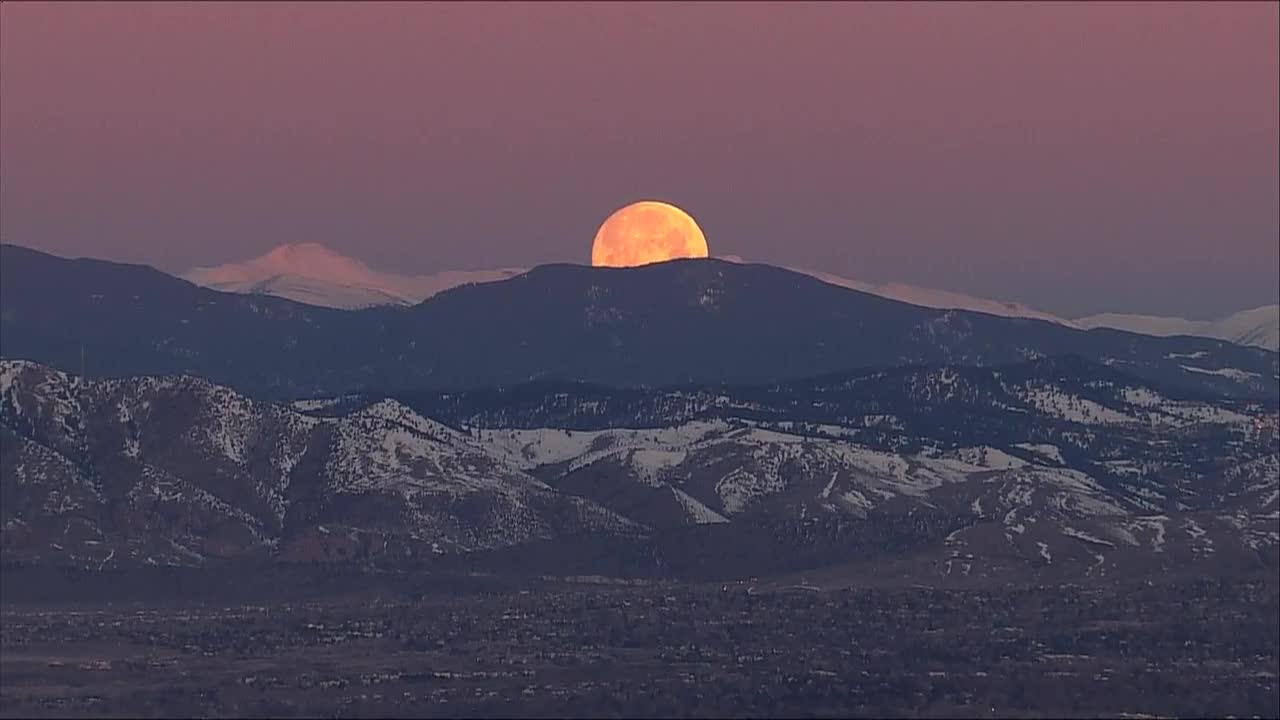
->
181, 243, 406, 308
208, 243, 376, 282
261, 242, 368, 269
182, 244, 527, 310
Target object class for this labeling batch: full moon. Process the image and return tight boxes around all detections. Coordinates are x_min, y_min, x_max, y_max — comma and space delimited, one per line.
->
591, 201, 709, 267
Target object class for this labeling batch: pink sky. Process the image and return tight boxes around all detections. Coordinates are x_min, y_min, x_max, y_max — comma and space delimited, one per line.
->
1, 1, 1276, 317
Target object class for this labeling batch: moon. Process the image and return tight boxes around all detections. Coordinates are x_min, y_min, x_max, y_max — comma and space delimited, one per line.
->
591, 201, 709, 267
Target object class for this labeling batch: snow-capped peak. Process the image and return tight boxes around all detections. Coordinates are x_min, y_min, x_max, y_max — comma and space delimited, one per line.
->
187, 242, 377, 287
1075, 305, 1279, 351
257, 243, 377, 279
182, 243, 526, 309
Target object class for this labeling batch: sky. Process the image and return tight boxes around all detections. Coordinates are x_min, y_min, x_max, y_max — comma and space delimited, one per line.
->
1, 2, 1276, 319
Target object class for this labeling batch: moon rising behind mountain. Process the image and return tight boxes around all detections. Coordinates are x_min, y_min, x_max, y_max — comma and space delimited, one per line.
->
590, 201, 709, 268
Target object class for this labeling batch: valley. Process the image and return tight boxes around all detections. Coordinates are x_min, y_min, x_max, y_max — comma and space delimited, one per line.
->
2, 572, 1277, 719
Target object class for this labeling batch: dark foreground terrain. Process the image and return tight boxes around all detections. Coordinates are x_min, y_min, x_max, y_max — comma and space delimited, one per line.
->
1, 569, 1277, 719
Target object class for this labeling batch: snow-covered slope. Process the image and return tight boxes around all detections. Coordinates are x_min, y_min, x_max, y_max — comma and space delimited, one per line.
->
3, 359, 1276, 578
1076, 305, 1279, 351
790, 264, 1277, 350
712, 255, 1075, 326
0, 360, 638, 566
470, 414, 1278, 579
793, 268, 1076, 326
182, 243, 525, 309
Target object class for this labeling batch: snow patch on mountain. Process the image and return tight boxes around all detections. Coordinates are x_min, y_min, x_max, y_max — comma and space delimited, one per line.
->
479, 421, 731, 470
630, 449, 688, 484
1014, 443, 1065, 465
1076, 305, 1279, 351
794, 266, 1076, 326
716, 467, 786, 514
670, 486, 729, 524
1021, 386, 1136, 425
1179, 365, 1262, 383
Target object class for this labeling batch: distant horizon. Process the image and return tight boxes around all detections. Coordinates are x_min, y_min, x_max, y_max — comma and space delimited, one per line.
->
5, 227, 1279, 323
3, 239, 1275, 324
2, 3, 1276, 319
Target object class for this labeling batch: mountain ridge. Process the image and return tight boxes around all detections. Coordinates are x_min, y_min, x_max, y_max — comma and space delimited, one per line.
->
3, 357, 1275, 582
1077, 305, 1280, 351
182, 242, 525, 309
2, 244, 1275, 401
181, 243, 1279, 349
184, 243, 1081, 324
23, 243, 1275, 349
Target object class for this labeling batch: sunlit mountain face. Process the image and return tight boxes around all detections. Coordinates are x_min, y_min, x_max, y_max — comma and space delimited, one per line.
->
182, 243, 526, 309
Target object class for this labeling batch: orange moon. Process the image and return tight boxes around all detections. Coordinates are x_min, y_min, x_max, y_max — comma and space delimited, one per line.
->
590, 201, 709, 267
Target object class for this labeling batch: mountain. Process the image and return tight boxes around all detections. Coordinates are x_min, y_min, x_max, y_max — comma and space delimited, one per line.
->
187, 244, 1078, 327
776, 264, 1075, 327
1077, 305, 1280, 351
182, 242, 525, 309
2, 244, 1276, 400
181, 244, 1279, 351
3, 358, 1275, 582
0, 359, 638, 568
378, 354, 1280, 562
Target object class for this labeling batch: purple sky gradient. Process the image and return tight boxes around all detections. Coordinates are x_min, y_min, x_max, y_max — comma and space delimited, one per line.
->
2, 1, 1276, 318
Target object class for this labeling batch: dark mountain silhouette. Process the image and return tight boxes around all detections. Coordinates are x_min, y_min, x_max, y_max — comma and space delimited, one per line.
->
1, 244, 1275, 400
